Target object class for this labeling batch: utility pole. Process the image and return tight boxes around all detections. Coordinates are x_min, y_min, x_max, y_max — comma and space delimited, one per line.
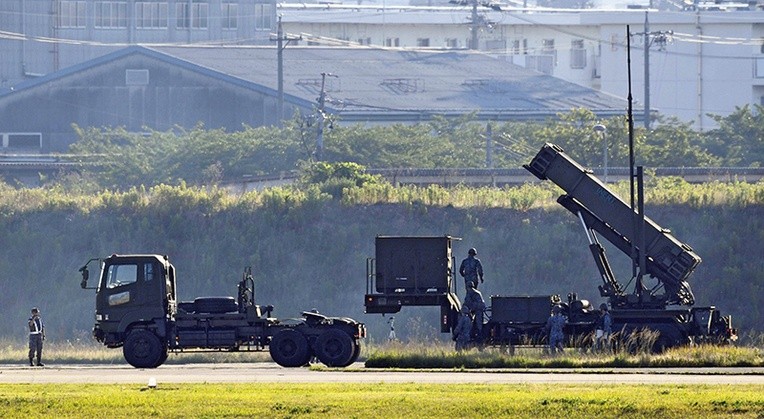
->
643, 12, 650, 130
316, 72, 338, 161
470, 0, 479, 50
593, 124, 608, 183
635, 12, 672, 130
270, 16, 301, 127
485, 122, 493, 169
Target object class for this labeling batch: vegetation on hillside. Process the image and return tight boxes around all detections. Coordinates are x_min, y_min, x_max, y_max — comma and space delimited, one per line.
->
59, 107, 764, 190
0, 181, 761, 343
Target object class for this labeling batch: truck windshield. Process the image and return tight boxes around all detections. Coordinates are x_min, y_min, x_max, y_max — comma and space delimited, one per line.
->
106, 264, 138, 289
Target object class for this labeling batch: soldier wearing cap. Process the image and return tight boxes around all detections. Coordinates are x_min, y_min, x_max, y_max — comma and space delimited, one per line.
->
545, 305, 566, 355
28, 307, 45, 366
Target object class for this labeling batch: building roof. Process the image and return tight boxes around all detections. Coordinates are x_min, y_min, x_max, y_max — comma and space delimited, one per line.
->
1, 45, 630, 123
149, 45, 630, 121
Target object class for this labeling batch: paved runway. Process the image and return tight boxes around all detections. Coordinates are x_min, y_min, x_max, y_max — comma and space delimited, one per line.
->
1, 363, 763, 385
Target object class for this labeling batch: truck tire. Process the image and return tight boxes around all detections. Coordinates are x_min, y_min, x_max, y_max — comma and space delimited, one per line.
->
314, 329, 355, 367
269, 329, 312, 367
194, 297, 238, 314
651, 332, 680, 354
123, 330, 164, 369
153, 347, 169, 368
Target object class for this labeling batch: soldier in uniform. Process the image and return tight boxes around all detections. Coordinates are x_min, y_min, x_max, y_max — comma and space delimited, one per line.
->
28, 307, 45, 366
463, 286, 486, 335
545, 305, 566, 355
594, 303, 612, 352
453, 306, 472, 351
459, 248, 484, 290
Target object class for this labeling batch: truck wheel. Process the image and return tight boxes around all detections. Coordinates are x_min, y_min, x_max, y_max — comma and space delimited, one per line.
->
153, 347, 169, 368
314, 329, 354, 367
123, 330, 164, 369
651, 334, 674, 354
269, 329, 312, 367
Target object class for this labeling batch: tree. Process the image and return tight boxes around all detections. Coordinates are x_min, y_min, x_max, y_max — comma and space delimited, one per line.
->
641, 116, 721, 167
705, 104, 764, 167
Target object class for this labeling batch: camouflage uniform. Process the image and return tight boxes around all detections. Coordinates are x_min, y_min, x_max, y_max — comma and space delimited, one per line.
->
545, 309, 566, 354
459, 252, 484, 290
595, 305, 613, 352
453, 309, 472, 351
463, 287, 486, 335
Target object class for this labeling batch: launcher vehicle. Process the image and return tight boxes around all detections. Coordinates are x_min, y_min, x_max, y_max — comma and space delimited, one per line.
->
364, 144, 735, 352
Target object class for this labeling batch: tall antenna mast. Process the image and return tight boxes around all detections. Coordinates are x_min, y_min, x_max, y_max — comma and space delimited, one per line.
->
626, 25, 646, 299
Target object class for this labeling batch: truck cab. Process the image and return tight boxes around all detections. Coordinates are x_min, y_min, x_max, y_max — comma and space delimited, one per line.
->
84, 254, 176, 348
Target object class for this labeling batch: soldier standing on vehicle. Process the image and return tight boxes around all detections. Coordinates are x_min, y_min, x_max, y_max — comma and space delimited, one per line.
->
595, 303, 612, 352
28, 307, 45, 366
459, 248, 484, 290
545, 305, 566, 355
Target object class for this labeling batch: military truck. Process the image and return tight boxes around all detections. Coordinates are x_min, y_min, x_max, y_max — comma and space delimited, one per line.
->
79, 255, 365, 368
365, 144, 735, 352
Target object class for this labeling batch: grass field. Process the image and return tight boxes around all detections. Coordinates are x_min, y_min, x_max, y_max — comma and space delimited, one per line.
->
0, 383, 762, 418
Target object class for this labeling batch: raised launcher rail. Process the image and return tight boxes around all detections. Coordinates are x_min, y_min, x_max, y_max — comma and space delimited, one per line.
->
364, 236, 462, 333
524, 143, 701, 307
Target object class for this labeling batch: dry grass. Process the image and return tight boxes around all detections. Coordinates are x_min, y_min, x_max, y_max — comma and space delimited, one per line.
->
0, 337, 273, 366
364, 339, 764, 369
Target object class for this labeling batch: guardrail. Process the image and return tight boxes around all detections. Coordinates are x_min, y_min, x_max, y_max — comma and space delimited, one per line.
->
221, 167, 764, 193
2, 159, 761, 190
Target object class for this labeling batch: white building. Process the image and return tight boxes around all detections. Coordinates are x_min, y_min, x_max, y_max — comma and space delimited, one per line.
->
1, 2, 762, 130
0, 0, 277, 87
280, 6, 764, 130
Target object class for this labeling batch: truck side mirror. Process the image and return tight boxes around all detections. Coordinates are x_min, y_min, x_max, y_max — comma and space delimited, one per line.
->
79, 266, 89, 289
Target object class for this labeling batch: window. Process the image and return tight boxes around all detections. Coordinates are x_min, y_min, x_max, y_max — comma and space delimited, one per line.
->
222, 2, 238, 30
177, 1, 208, 29
756, 57, 764, 78
125, 69, 149, 86
570, 39, 586, 69
541, 39, 555, 55
541, 38, 557, 66
193, 2, 208, 28
145, 263, 155, 282
510, 40, 520, 55
135, 2, 168, 29
2, 133, 41, 149
59, 1, 86, 28
96, 2, 127, 28
446, 38, 458, 48
255, 4, 272, 30
357, 37, 371, 45
385, 38, 399, 47
106, 264, 138, 289
416, 38, 430, 47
